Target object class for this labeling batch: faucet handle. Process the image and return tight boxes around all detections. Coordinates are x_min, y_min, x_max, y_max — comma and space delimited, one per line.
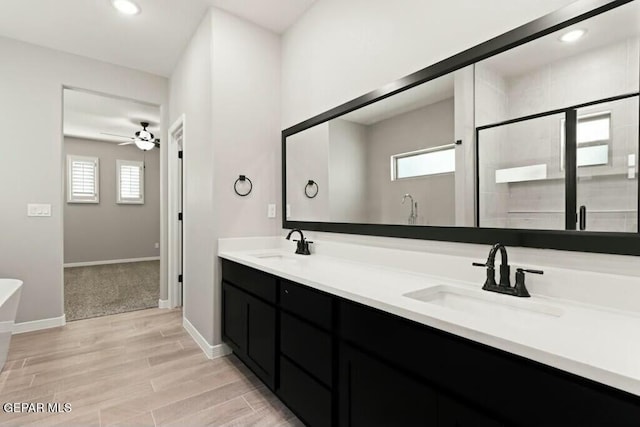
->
472, 262, 488, 267
517, 268, 544, 275
513, 268, 543, 297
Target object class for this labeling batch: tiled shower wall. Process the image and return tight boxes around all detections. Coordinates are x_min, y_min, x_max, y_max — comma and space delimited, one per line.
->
477, 37, 639, 231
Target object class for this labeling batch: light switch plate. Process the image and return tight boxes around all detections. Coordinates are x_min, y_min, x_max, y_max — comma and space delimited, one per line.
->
27, 204, 52, 217
267, 204, 276, 218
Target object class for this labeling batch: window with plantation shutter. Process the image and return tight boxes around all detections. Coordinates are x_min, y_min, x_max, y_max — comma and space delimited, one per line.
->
117, 160, 144, 204
67, 155, 99, 203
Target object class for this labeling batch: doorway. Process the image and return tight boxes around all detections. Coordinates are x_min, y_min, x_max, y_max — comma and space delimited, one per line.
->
62, 88, 162, 320
168, 115, 185, 308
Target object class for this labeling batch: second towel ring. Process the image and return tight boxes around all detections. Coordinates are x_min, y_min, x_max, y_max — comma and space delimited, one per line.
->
234, 175, 253, 197
305, 180, 319, 198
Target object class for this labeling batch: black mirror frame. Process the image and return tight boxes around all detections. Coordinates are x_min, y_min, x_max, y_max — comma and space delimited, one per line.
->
282, 0, 640, 257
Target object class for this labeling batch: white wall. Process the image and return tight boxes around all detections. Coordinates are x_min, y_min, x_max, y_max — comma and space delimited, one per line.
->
0, 36, 168, 324
170, 8, 281, 346
169, 11, 215, 344
282, 0, 578, 128
210, 7, 282, 344
280, 0, 640, 277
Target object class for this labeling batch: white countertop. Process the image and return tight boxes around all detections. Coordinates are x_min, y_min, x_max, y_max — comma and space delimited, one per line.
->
219, 245, 640, 397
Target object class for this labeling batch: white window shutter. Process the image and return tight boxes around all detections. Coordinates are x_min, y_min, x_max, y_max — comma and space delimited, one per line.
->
67, 155, 99, 203
117, 160, 145, 204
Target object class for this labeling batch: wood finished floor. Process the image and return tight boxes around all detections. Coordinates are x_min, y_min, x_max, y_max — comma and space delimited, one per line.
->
0, 308, 302, 427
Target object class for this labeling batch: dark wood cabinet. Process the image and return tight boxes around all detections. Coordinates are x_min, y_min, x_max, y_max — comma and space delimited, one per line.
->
437, 396, 503, 427
221, 281, 246, 351
221, 260, 640, 427
280, 312, 332, 386
279, 356, 332, 427
221, 281, 276, 389
339, 344, 438, 427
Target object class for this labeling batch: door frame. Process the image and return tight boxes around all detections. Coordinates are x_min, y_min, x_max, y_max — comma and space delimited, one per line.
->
168, 115, 185, 308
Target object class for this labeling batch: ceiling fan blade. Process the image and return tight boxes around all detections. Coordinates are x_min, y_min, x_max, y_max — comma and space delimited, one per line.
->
100, 132, 134, 139
153, 138, 160, 147
118, 141, 135, 146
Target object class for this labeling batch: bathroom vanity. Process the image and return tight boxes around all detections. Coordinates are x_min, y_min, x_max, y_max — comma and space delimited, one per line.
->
219, 245, 640, 426
220, 0, 640, 424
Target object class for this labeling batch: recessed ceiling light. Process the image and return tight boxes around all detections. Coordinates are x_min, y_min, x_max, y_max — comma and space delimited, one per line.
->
560, 29, 586, 43
111, 0, 141, 15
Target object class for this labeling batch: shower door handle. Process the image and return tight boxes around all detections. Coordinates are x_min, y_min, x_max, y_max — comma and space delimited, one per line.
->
578, 205, 587, 231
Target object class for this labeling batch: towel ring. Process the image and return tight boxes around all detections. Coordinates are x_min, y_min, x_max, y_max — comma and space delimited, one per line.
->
234, 175, 253, 197
305, 180, 319, 198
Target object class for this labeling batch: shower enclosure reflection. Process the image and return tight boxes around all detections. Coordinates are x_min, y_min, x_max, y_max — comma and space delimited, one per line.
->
284, 0, 639, 235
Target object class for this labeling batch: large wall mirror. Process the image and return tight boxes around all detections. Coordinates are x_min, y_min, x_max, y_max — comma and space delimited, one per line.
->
283, 0, 640, 255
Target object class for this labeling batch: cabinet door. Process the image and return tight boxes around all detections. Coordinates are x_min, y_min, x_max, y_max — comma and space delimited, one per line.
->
246, 294, 276, 387
339, 344, 438, 427
438, 395, 503, 427
222, 281, 247, 352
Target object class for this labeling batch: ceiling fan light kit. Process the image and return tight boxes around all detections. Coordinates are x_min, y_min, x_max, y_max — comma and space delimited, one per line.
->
106, 121, 160, 151
134, 138, 156, 151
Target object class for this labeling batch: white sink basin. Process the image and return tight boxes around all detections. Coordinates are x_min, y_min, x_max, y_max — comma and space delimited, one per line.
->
251, 253, 301, 264
404, 285, 563, 321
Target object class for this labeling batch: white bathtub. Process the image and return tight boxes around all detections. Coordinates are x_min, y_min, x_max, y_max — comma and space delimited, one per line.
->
0, 279, 22, 372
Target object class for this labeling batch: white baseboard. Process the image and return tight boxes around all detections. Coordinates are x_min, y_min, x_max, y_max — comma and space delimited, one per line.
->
63, 257, 160, 268
13, 314, 66, 334
182, 316, 232, 360
158, 299, 170, 309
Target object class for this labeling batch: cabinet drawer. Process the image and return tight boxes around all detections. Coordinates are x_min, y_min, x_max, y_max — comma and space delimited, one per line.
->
279, 356, 332, 427
281, 312, 332, 387
221, 259, 277, 303
280, 280, 332, 329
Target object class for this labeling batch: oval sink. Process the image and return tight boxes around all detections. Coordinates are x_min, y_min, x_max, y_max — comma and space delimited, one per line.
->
251, 253, 301, 264
404, 285, 563, 321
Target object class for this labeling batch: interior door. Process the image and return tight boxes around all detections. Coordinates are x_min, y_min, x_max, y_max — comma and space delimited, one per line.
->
573, 97, 639, 232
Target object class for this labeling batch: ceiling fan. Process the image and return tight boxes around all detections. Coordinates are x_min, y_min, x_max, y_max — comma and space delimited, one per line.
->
100, 121, 160, 151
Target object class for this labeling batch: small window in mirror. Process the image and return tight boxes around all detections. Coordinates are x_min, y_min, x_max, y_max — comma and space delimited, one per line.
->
391, 145, 455, 180
561, 112, 611, 169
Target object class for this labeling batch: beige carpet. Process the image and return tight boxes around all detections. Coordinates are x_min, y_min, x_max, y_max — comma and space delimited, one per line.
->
64, 261, 160, 321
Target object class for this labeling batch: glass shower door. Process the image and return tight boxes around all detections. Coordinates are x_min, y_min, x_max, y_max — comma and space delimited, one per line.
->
477, 113, 567, 230
574, 97, 638, 233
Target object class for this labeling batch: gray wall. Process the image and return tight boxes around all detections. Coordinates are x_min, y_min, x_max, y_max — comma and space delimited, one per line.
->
366, 98, 456, 225
63, 137, 160, 264
286, 122, 330, 221
0, 36, 168, 324
328, 119, 368, 223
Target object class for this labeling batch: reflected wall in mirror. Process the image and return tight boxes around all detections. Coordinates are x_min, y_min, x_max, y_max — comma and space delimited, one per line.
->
283, 0, 640, 254
476, 0, 639, 232
286, 71, 475, 226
